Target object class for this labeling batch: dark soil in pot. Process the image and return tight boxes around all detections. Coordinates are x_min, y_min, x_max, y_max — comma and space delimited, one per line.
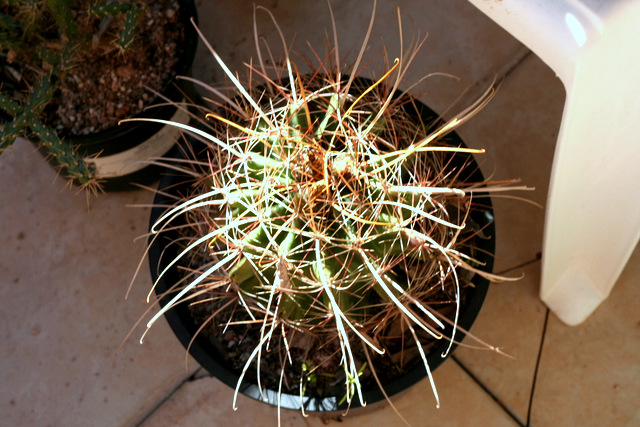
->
147, 87, 496, 412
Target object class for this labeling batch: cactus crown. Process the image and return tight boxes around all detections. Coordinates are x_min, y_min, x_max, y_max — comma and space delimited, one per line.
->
204, 74, 483, 328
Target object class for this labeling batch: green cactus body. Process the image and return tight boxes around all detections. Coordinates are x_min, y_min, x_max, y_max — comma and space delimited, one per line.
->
118, 5, 139, 50
45, 0, 77, 38
175, 75, 476, 340
89, 1, 141, 50
0, 72, 98, 186
89, 1, 133, 18
142, 6, 519, 415
140, 59, 509, 412
30, 119, 96, 186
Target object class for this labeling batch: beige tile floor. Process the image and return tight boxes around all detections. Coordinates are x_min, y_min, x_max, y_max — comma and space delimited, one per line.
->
1, 1, 638, 426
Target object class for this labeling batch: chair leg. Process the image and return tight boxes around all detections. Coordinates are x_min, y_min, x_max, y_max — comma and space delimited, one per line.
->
468, 0, 640, 324
540, 6, 640, 325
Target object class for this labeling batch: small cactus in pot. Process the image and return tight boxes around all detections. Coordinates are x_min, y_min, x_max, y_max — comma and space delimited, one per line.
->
0, 0, 144, 191
1, 0, 194, 194
134, 3, 524, 422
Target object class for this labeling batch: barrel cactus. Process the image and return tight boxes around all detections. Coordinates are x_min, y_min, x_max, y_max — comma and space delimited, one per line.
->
135, 5, 523, 419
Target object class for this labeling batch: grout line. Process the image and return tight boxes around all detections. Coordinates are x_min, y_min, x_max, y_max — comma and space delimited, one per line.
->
450, 37, 537, 427
452, 356, 526, 426
479, 46, 533, 88
496, 252, 542, 276
526, 308, 549, 427
446, 46, 532, 119
464, 46, 532, 104
498, 47, 533, 81
130, 368, 204, 427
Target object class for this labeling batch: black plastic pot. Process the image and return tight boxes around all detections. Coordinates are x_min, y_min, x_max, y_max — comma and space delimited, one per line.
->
147, 88, 496, 413
48, 0, 199, 192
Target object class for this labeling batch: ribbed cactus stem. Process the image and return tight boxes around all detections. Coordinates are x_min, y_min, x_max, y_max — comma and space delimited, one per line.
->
30, 120, 97, 186
0, 93, 20, 117
206, 77, 471, 333
46, 0, 78, 38
0, 115, 27, 152
118, 5, 140, 50
89, 1, 140, 51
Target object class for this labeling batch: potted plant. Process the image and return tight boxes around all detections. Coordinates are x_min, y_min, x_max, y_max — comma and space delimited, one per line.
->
0, 0, 198, 193
134, 4, 522, 423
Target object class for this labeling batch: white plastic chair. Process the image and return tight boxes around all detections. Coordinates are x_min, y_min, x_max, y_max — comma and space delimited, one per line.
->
467, 0, 640, 325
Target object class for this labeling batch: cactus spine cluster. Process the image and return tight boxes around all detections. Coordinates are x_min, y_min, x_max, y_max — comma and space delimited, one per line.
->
135, 5, 524, 420
145, 54, 500, 413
